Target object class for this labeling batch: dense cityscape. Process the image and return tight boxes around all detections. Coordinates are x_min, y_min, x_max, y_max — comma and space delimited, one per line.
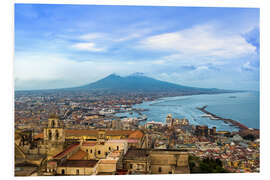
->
14, 90, 260, 176
14, 3, 260, 177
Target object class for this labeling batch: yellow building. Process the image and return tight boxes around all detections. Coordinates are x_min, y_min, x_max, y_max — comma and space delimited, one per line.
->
56, 160, 98, 175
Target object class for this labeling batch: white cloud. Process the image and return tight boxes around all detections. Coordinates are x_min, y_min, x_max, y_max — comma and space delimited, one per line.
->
71, 42, 106, 52
139, 24, 256, 59
242, 61, 258, 71
78, 33, 106, 40
114, 33, 142, 42
152, 60, 166, 65
14, 53, 152, 90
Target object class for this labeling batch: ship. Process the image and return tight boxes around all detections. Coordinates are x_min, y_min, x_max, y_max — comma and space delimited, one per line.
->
137, 115, 148, 121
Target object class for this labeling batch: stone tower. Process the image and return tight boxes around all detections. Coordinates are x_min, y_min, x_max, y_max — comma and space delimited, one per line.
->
43, 114, 65, 158
166, 114, 173, 126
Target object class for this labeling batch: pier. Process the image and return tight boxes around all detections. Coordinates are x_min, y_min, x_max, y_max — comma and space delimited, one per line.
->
196, 105, 249, 131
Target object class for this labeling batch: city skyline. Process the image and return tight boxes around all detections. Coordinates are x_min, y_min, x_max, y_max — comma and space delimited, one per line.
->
15, 4, 259, 91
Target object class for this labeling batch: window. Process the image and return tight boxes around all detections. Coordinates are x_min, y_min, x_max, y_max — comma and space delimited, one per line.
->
86, 149, 88, 153
48, 130, 52, 140
90, 149, 92, 153
158, 167, 162, 173
76, 169, 79, 175
98, 150, 101, 155
55, 130, 59, 140
130, 164, 133, 169
117, 146, 119, 150
109, 147, 111, 151
61, 169, 65, 175
51, 120, 55, 128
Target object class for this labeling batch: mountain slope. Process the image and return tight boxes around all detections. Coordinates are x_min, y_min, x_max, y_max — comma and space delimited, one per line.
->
75, 73, 230, 94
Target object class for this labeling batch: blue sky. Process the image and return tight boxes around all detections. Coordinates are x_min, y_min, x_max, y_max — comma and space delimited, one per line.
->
14, 4, 259, 91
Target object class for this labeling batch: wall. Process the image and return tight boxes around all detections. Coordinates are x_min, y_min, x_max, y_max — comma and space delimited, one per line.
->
56, 167, 94, 175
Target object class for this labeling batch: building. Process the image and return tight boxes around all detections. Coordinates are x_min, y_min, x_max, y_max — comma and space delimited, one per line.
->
150, 149, 190, 174
56, 160, 98, 175
194, 125, 216, 137
166, 114, 173, 126
27, 115, 191, 175
43, 115, 65, 158
123, 149, 190, 175
112, 119, 122, 129
123, 149, 150, 174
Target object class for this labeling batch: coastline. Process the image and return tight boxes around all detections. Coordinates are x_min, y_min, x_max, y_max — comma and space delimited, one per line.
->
196, 105, 259, 132
132, 92, 259, 132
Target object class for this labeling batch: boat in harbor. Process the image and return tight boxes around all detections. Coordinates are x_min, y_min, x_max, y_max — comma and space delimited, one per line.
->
137, 115, 148, 121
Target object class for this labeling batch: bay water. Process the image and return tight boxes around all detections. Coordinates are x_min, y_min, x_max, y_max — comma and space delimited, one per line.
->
118, 92, 259, 132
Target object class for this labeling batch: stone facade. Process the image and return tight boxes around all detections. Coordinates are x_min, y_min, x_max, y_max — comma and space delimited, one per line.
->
123, 149, 190, 174
43, 117, 65, 158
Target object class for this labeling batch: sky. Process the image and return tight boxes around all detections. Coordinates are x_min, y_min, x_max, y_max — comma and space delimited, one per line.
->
14, 4, 260, 91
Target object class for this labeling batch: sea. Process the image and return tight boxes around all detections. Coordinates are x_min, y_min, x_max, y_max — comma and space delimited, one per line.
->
116, 92, 260, 132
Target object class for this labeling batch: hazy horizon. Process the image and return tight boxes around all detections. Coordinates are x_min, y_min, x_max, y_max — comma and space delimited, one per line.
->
15, 4, 260, 91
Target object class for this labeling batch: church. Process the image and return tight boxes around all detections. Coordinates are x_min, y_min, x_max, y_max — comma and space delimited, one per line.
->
16, 115, 189, 176
34, 115, 147, 158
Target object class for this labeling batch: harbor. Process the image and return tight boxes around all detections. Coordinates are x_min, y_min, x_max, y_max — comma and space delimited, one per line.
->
196, 105, 250, 131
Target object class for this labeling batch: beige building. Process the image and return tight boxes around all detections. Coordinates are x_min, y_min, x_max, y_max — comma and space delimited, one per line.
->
80, 140, 128, 160
29, 116, 190, 175
123, 149, 151, 174
56, 160, 98, 175
150, 150, 190, 174
123, 149, 190, 175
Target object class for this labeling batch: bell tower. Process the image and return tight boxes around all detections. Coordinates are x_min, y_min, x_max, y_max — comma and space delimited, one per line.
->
166, 114, 173, 126
44, 114, 65, 158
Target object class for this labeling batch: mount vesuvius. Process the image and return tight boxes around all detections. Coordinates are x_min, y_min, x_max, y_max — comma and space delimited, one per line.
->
67, 73, 236, 95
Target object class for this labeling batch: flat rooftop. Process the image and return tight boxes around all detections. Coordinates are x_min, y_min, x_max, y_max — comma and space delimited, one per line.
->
123, 149, 149, 160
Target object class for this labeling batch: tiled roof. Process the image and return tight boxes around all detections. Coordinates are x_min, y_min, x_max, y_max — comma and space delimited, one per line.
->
105, 130, 134, 136
53, 143, 79, 160
65, 129, 99, 136
58, 160, 98, 167
65, 129, 135, 137
82, 141, 97, 146
99, 159, 118, 164
128, 130, 144, 139
32, 129, 142, 139
68, 150, 88, 160
33, 133, 44, 139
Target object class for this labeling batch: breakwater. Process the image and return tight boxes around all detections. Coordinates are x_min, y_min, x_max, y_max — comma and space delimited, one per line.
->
196, 105, 249, 131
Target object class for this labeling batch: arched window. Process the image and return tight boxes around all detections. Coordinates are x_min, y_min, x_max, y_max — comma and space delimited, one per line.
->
61, 169, 65, 175
51, 120, 55, 128
117, 146, 119, 150
48, 130, 52, 140
55, 130, 59, 140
